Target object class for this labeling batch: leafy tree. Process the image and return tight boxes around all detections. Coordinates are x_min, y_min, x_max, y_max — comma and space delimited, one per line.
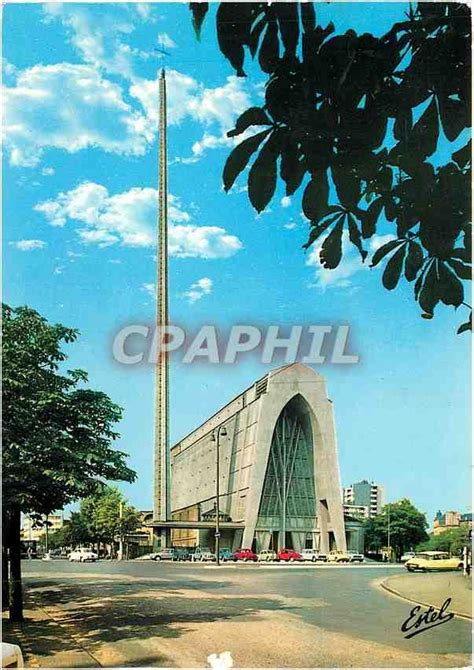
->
416, 526, 470, 555
2, 304, 136, 621
190, 2, 472, 332
79, 485, 140, 552
363, 498, 428, 558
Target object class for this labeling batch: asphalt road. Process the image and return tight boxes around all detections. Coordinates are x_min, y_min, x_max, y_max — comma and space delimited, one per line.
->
21, 560, 472, 668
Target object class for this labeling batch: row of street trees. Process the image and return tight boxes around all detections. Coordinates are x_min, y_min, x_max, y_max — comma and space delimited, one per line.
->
45, 486, 140, 557
3, 304, 136, 621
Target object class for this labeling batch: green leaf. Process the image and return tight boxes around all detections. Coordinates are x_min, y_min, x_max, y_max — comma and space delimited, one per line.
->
347, 213, 367, 261
438, 95, 467, 142
302, 170, 329, 222
227, 107, 272, 138
361, 198, 383, 238
457, 313, 472, 334
404, 241, 424, 281
452, 140, 471, 169
446, 258, 472, 280
370, 239, 403, 267
437, 261, 464, 307
408, 96, 439, 159
259, 20, 279, 73
280, 137, 306, 196
332, 159, 361, 207
275, 3, 299, 58
382, 244, 406, 290
302, 211, 344, 250
300, 3, 316, 32
418, 261, 440, 315
393, 108, 412, 142
190, 3, 209, 41
320, 217, 344, 269
248, 131, 282, 212
223, 128, 271, 192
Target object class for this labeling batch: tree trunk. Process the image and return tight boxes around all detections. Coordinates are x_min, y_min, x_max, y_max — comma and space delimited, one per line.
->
9, 506, 23, 622
2, 509, 10, 608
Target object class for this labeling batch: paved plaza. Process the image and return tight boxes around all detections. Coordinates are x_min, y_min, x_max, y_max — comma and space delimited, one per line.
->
2, 561, 471, 668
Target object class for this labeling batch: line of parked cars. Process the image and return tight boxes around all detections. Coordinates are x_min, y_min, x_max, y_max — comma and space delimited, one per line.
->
135, 547, 366, 563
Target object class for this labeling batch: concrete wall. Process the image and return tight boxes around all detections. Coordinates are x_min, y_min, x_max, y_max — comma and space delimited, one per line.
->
170, 364, 346, 552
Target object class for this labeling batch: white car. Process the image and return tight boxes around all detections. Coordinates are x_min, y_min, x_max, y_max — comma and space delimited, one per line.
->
69, 548, 98, 563
301, 549, 320, 562
401, 552, 416, 562
349, 553, 365, 563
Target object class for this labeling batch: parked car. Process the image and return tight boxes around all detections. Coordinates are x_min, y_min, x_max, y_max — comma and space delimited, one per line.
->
327, 550, 350, 563
301, 549, 320, 562
405, 551, 463, 572
258, 549, 278, 562
218, 548, 234, 562
69, 548, 98, 563
349, 553, 365, 563
317, 553, 328, 562
135, 553, 157, 561
192, 547, 216, 562
233, 548, 258, 562
401, 552, 416, 562
152, 548, 174, 561
172, 548, 191, 561
277, 548, 303, 562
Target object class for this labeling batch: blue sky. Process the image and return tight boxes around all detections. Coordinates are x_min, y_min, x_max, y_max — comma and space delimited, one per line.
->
3, 2, 471, 526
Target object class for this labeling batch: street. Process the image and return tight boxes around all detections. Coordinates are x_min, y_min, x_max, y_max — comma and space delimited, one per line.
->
16, 560, 472, 668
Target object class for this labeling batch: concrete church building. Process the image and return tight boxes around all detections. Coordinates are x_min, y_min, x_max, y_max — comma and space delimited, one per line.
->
168, 363, 347, 553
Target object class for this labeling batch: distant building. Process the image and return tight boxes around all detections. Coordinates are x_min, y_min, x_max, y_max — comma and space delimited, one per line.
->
432, 510, 472, 535
20, 513, 65, 542
343, 480, 384, 518
343, 504, 370, 519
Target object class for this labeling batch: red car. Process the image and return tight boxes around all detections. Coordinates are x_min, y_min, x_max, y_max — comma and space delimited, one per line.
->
233, 548, 258, 562
277, 548, 303, 562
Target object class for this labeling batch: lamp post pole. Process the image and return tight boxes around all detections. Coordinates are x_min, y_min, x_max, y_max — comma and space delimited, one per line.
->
387, 506, 391, 563
212, 425, 227, 566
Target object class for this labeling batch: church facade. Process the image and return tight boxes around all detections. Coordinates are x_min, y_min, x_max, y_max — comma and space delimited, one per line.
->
169, 364, 347, 553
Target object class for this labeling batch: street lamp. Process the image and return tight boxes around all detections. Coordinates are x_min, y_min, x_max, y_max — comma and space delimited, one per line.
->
211, 425, 227, 566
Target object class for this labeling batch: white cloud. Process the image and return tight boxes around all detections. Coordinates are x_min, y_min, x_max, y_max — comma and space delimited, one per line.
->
41, 167, 55, 176
157, 33, 177, 50
169, 225, 242, 259
43, 4, 138, 79
141, 282, 155, 298
184, 277, 213, 303
10, 239, 46, 251
306, 231, 397, 290
281, 196, 291, 208
4, 63, 151, 167
131, 73, 253, 162
35, 182, 242, 258
369, 233, 396, 251
284, 222, 297, 230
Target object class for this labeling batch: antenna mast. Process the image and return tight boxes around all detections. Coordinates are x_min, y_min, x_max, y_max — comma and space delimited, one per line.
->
154, 67, 170, 535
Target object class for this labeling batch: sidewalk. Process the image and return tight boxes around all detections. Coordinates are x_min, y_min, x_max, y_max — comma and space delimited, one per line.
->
2, 604, 99, 668
381, 571, 472, 619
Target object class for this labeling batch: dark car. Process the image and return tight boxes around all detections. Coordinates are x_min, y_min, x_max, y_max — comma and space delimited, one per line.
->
172, 548, 191, 561
233, 548, 258, 562
218, 548, 234, 562
277, 548, 303, 562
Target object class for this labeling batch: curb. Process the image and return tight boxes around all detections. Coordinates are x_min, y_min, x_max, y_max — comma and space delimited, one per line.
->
380, 576, 473, 621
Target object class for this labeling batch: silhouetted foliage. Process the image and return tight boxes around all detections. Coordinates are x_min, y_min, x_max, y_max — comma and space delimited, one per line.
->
2, 303, 136, 620
190, 2, 471, 332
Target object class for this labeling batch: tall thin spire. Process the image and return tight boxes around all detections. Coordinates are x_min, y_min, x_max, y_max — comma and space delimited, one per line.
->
154, 67, 170, 525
